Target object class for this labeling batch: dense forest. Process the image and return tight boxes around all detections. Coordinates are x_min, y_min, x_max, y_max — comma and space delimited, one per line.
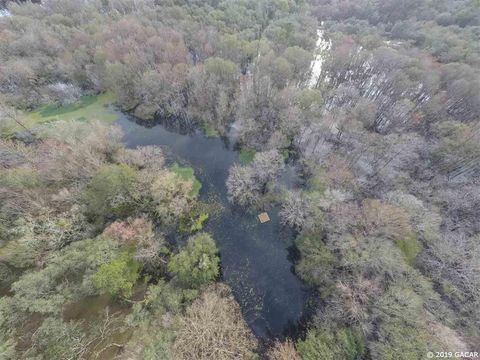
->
0, 0, 479, 359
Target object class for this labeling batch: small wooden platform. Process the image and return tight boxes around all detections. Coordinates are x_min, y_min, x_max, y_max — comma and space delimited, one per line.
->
258, 212, 270, 223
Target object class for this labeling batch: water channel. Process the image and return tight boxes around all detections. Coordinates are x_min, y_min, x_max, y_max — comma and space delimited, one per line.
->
115, 114, 308, 338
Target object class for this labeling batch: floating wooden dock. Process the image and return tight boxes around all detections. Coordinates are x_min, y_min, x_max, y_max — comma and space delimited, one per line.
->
258, 212, 270, 223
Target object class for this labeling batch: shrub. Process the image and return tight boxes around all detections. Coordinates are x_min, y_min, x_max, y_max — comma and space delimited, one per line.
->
296, 327, 365, 360
306, 156, 356, 193
334, 235, 411, 285
29, 317, 86, 359
432, 121, 480, 175
295, 232, 335, 287
10, 237, 118, 314
173, 284, 257, 360
267, 339, 300, 360
204, 57, 238, 82
295, 88, 323, 110
370, 286, 429, 360
334, 276, 381, 329
141, 331, 176, 360
143, 280, 186, 316
239, 148, 256, 164
251, 150, 285, 184
83, 164, 137, 224
103, 217, 166, 272
226, 164, 261, 206
168, 233, 219, 288
306, 164, 327, 194
0, 167, 40, 189
371, 321, 428, 360
361, 199, 414, 240
423, 234, 480, 329
103, 218, 153, 245
91, 251, 140, 298
114, 145, 165, 171
19, 206, 91, 253
395, 236, 421, 265
170, 163, 201, 197
226, 149, 284, 207
280, 190, 322, 231
178, 204, 209, 233
150, 170, 194, 226
36, 122, 123, 183
0, 331, 16, 360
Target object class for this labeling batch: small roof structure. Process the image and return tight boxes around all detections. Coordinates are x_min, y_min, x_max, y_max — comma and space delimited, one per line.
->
258, 212, 270, 223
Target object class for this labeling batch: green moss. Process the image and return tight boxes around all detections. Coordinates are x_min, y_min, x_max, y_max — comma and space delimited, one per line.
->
19, 92, 117, 131
239, 148, 256, 164
170, 163, 201, 197
395, 236, 422, 265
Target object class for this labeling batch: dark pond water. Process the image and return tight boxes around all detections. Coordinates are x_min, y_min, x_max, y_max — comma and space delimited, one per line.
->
115, 114, 307, 338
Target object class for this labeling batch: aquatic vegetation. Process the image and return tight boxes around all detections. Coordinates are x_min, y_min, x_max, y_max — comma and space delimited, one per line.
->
170, 163, 202, 197
203, 123, 220, 138
178, 207, 209, 233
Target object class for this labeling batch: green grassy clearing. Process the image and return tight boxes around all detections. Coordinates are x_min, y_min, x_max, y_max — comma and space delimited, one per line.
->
19, 92, 117, 130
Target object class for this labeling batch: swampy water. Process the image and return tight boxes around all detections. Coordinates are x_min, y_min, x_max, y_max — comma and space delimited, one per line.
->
115, 114, 308, 338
